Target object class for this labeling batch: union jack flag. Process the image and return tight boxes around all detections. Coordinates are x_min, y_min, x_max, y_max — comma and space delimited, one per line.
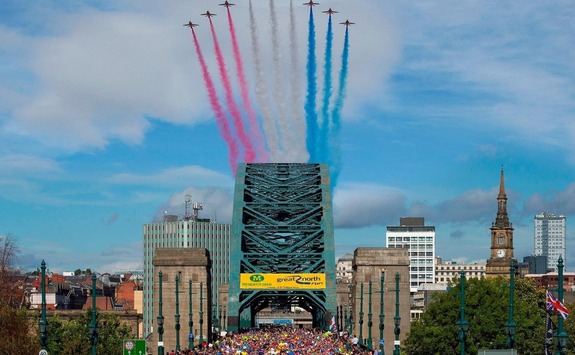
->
547, 290, 570, 319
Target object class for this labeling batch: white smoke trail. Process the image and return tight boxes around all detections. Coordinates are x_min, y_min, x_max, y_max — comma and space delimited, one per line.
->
269, 0, 291, 161
289, 0, 307, 162
249, 0, 280, 162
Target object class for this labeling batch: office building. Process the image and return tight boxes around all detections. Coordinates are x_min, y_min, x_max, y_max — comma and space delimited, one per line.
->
142, 214, 231, 338
535, 212, 566, 272
386, 217, 436, 292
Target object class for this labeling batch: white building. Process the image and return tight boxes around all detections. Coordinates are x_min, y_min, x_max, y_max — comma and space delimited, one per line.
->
386, 217, 435, 293
535, 212, 566, 272
335, 253, 353, 283
434, 258, 486, 285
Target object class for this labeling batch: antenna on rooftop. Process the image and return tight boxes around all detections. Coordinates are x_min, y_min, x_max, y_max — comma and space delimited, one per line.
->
193, 202, 203, 221
184, 195, 192, 220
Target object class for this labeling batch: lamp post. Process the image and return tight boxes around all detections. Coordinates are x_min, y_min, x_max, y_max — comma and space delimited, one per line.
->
212, 305, 219, 342
457, 271, 469, 355
39, 260, 48, 351
175, 274, 181, 352
157, 271, 164, 355
379, 270, 385, 355
505, 261, 516, 349
393, 272, 400, 355
368, 281, 373, 349
223, 305, 227, 330
555, 255, 568, 354
89, 273, 99, 355
189, 279, 194, 350
359, 282, 364, 345
199, 282, 204, 345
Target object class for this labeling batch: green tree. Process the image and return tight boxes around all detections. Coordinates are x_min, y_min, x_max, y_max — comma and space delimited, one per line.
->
403, 276, 548, 354
47, 310, 133, 355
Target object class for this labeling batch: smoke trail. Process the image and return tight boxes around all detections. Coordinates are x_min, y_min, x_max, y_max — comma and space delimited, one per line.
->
188, 27, 239, 174
319, 15, 334, 163
304, 7, 318, 162
226, 7, 268, 162
329, 27, 350, 185
249, 0, 280, 162
289, 0, 307, 162
208, 18, 256, 163
269, 0, 291, 160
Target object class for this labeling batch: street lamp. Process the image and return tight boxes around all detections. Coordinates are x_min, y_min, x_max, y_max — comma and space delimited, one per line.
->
393, 272, 401, 355
89, 273, 99, 355
39, 260, 48, 351
199, 282, 204, 345
157, 271, 164, 355
189, 279, 194, 350
379, 270, 385, 354
457, 271, 469, 355
506, 261, 516, 349
175, 274, 181, 352
554, 255, 569, 355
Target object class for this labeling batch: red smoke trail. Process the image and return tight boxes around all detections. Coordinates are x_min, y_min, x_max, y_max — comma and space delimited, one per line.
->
226, 8, 268, 162
189, 27, 239, 174
208, 18, 256, 163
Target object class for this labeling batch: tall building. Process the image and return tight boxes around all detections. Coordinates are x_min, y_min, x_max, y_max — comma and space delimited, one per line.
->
386, 217, 436, 292
534, 212, 566, 272
486, 167, 517, 277
142, 215, 231, 338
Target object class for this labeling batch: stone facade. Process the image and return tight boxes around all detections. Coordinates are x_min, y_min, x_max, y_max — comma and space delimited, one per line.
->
350, 247, 410, 354
151, 248, 213, 352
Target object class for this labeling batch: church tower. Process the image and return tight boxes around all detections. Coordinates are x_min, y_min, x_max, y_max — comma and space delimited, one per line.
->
485, 167, 517, 277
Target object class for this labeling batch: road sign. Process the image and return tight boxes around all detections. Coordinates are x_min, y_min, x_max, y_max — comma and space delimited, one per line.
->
123, 339, 146, 355
39, 350, 48, 355
379, 339, 384, 345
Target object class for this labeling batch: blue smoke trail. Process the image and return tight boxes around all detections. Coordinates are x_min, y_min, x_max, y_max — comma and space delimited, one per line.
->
305, 8, 318, 162
319, 15, 333, 163
330, 27, 350, 186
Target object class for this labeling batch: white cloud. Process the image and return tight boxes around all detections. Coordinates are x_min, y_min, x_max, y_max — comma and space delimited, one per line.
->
108, 165, 233, 187
333, 183, 407, 228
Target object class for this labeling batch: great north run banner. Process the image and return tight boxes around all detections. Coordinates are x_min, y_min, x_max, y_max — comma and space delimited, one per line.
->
240, 273, 326, 289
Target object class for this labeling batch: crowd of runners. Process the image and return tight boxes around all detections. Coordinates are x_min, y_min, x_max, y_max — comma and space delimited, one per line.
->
165, 326, 377, 355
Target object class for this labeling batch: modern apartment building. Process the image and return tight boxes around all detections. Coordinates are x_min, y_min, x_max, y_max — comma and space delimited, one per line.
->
142, 215, 231, 337
386, 217, 436, 292
534, 212, 566, 272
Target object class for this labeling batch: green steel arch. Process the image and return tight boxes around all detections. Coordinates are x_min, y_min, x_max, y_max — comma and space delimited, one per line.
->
227, 163, 337, 331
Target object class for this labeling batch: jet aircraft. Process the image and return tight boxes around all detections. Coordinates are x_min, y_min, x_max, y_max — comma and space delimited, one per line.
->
322, 8, 338, 15
219, 1, 235, 8
201, 11, 216, 18
303, 1, 319, 7
183, 21, 199, 28
340, 20, 355, 27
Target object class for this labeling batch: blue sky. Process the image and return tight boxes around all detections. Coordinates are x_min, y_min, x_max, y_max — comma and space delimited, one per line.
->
1, 0, 575, 273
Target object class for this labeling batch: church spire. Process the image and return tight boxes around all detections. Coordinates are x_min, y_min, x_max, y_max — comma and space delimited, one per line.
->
494, 165, 511, 228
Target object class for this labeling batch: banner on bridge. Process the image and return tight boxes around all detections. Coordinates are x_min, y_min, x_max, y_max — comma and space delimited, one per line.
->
240, 273, 326, 289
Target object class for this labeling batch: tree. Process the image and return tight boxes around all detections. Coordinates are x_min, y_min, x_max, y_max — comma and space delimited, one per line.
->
0, 234, 22, 308
403, 276, 547, 354
47, 310, 134, 355
0, 304, 38, 354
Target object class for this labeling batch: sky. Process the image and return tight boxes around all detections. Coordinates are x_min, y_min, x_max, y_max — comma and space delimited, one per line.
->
1, 0, 575, 274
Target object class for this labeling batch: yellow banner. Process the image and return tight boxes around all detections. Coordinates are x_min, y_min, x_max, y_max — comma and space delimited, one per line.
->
240, 273, 326, 289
